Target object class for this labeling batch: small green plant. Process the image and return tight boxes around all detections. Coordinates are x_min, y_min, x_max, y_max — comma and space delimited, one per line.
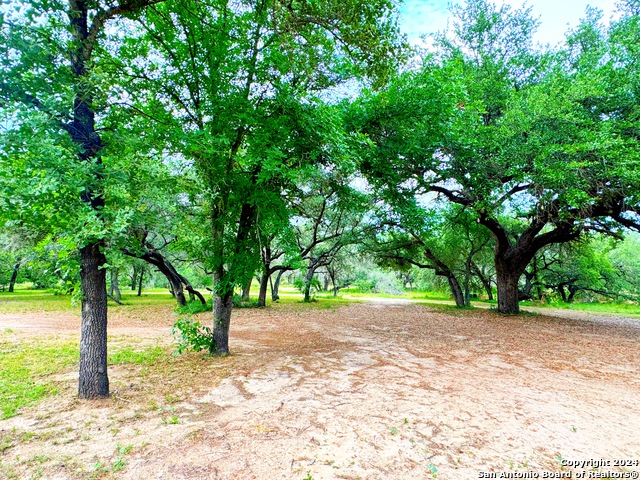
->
89, 462, 109, 479
112, 457, 127, 472
427, 464, 438, 478
163, 415, 179, 425
302, 471, 314, 480
390, 427, 398, 435
110, 443, 134, 473
172, 316, 214, 354
0, 435, 13, 453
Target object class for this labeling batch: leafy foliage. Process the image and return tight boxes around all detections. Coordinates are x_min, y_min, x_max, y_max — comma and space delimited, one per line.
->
171, 317, 214, 354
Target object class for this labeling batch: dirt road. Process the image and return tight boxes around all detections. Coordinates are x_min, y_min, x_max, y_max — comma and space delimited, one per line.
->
1, 302, 639, 479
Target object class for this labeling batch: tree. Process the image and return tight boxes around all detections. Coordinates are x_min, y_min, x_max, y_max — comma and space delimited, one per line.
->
351, 0, 640, 314
118, 0, 404, 354
292, 175, 368, 302
370, 204, 492, 307
532, 238, 640, 303
1, 0, 165, 398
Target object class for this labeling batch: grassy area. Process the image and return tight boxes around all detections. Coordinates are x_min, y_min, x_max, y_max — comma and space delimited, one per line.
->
520, 300, 640, 316
0, 334, 176, 420
0, 336, 78, 419
0, 287, 176, 314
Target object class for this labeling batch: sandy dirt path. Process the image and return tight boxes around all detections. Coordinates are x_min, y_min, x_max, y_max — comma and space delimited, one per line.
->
1, 302, 639, 479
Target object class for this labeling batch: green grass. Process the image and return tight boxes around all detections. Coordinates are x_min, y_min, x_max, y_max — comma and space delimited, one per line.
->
0, 333, 171, 419
520, 300, 640, 316
108, 345, 166, 365
0, 287, 177, 314
337, 288, 453, 301
273, 295, 356, 309
0, 338, 78, 419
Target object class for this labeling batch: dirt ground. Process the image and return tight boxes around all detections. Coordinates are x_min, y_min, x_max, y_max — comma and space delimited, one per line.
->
1, 301, 639, 480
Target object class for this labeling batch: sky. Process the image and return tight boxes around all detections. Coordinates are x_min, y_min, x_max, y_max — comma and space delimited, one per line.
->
400, 0, 619, 47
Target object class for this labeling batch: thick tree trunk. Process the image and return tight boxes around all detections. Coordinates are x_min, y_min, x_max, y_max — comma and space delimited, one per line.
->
258, 272, 270, 307
78, 243, 109, 399
495, 258, 523, 314
272, 270, 284, 301
8, 259, 20, 292
137, 269, 144, 296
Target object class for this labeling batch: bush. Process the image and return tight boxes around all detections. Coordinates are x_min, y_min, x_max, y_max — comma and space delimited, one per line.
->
171, 317, 213, 354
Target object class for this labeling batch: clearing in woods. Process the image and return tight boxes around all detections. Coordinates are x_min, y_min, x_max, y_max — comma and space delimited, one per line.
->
0, 299, 639, 479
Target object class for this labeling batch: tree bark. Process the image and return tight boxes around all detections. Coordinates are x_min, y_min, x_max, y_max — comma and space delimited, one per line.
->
272, 269, 285, 301
258, 272, 270, 307
472, 262, 493, 300
495, 256, 526, 314
463, 257, 472, 306
8, 259, 20, 292
122, 245, 206, 306
447, 275, 466, 307
78, 243, 109, 399
422, 247, 468, 307
241, 277, 252, 301
137, 269, 144, 296
558, 284, 568, 302
211, 268, 233, 355
303, 267, 315, 302
130, 266, 138, 291
109, 268, 121, 302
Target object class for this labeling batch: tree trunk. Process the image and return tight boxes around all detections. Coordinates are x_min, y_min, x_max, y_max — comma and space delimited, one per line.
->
137, 269, 144, 296
78, 243, 109, 399
272, 270, 284, 301
323, 274, 329, 292
423, 247, 467, 307
8, 259, 20, 292
303, 268, 315, 302
109, 268, 121, 302
472, 262, 493, 300
463, 256, 472, 306
258, 272, 270, 307
167, 273, 187, 306
122, 245, 204, 306
495, 257, 523, 314
130, 266, 138, 291
241, 277, 252, 301
447, 275, 466, 307
212, 268, 233, 355
558, 284, 568, 302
